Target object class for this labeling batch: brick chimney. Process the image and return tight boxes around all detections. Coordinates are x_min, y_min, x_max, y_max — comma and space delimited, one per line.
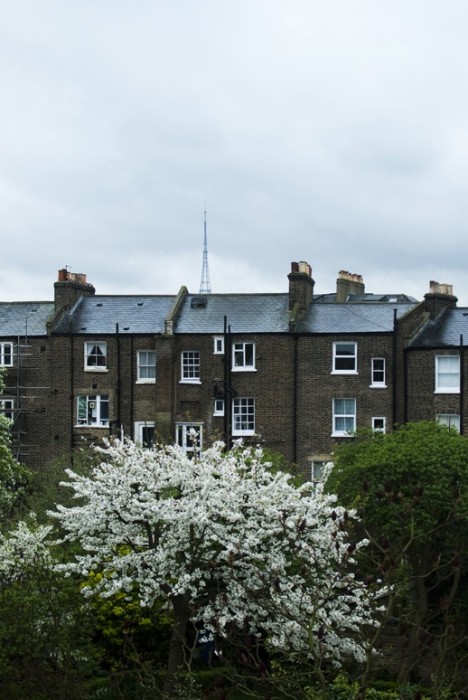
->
288, 261, 314, 312
424, 280, 457, 319
336, 270, 365, 302
54, 268, 95, 312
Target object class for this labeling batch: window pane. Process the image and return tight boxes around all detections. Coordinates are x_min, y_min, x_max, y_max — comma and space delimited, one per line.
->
233, 398, 255, 433
245, 343, 254, 366
2, 344, 12, 366
86, 343, 107, 367
139, 351, 156, 379
436, 414, 460, 432
100, 396, 109, 422
77, 396, 87, 422
142, 426, 154, 448
182, 351, 200, 380
233, 345, 244, 367
333, 398, 356, 434
436, 356, 460, 390
372, 358, 385, 383
336, 343, 354, 356
334, 343, 356, 371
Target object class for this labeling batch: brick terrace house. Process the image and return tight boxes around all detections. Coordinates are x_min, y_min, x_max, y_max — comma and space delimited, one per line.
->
0, 263, 465, 479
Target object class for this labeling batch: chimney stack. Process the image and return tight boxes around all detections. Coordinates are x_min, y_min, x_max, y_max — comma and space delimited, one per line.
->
425, 281, 457, 319
336, 270, 365, 302
288, 261, 314, 313
54, 268, 95, 312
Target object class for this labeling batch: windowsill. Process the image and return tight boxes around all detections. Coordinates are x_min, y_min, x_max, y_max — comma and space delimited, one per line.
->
232, 432, 255, 437
213, 413, 225, 417
434, 389, 460, 394
75, 424, 109, 429
84, 367, 109, 373
179, 379, 202, 385
231, 367, 257, 373
331, 432, 354, 438
370, 384, 387, 389
331, 371, 358, 376
136, 379, 156, 384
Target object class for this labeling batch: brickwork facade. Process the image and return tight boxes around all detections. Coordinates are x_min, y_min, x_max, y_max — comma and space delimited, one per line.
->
1, 264, 466, 475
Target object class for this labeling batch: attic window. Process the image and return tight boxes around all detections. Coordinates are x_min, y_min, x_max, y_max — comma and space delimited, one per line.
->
191, 297, 207, 309
123, 326, 129, 331
80, 326, 87, 330
137, 302, 144, 306
96, 303, 103, 307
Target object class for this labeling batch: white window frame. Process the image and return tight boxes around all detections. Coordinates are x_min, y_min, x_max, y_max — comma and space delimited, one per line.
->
213, 398, 225, 416
134, 421, 155, 447
0, 343, 13, 367
213, 336, 224, 355
370, 358, 386, 387
180, 351, 201, 383
175, 423, 202, 455
332, 342, 357, 374
84, 342, 108, 371
372, 416, 386, 433
310, 460, 329, 488
137, 350, 156, 383
76, 394, 109, 427
435, 355, 460, 393
232, 398, 255, 436
0, 398, 14, 421
436, 414, 460, 432
232, 342, 256, 372
332, 398, 356, 436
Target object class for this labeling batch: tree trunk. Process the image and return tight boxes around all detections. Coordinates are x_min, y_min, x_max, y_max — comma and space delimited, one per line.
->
397, 552, 429, 685
163, 593, 191, 697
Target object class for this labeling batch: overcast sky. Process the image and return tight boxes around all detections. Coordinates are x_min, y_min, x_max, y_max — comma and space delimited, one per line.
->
1, 1, 468, 304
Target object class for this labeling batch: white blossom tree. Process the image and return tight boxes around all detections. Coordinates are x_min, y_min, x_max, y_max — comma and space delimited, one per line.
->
0, 518, 52, 583
50, 439, 381, 694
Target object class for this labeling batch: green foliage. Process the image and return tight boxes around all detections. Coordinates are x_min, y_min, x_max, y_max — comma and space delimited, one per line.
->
327, 421, 468, 549
0, 566, 99, 699
30, 447, 98, 523
303, 675, 431, 699
84, 570, 172, 671
326, 421, 468, 689
0, 371, 30, 523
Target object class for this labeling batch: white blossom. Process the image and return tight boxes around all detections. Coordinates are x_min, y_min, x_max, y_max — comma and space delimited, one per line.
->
50, 439, 381, 665
0, 517, 52, 583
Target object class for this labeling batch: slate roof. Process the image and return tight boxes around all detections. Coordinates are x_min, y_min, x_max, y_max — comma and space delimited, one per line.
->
175, 294, 418, 335
53, 295, 176, 335
408, 307, 468, 348
0, 292, 421, 338
299, 302, 418, 334
0, 302, 54, 337
175, 294, 290, 334
313, 293, 418, 304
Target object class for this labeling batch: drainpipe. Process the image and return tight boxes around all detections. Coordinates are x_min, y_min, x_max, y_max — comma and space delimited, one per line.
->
116, 323, 121, 435
293, 332, 298, 464
223, 316, 233, 450
392, 308, 398, 428
460, 334, 464, 435
130, 335, 134, 438
69, 322, 74, 466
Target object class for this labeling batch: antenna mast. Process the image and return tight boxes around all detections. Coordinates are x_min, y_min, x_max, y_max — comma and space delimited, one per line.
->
199, 209, 212, 294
